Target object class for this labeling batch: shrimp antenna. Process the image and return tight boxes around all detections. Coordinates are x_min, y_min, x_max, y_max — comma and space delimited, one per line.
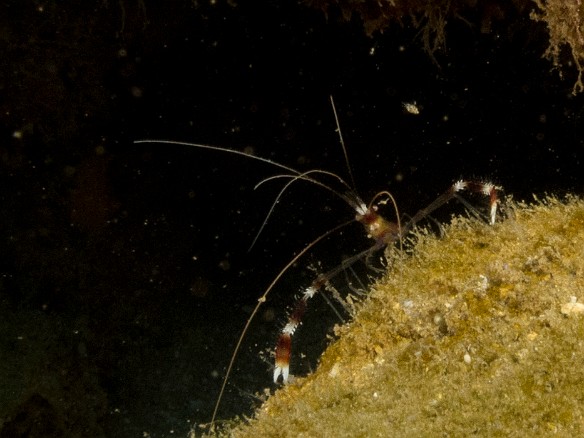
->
133, 140, 306, 176
330, 95, 358, 193
134, 139, 363, 249
248, 169, 364, 251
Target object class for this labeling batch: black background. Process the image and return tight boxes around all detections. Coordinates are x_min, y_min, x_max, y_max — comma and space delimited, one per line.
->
1, 1, 583, 437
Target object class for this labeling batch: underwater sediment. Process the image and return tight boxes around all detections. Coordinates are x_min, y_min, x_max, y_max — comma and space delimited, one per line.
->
209, 196, 584, 437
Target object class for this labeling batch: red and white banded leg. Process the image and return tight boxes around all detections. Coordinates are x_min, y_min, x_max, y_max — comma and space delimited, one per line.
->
452, 180, 499, 225
274, 285, 317, 383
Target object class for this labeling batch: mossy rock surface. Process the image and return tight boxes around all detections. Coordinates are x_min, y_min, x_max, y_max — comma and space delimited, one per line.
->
210, 196, 584, 437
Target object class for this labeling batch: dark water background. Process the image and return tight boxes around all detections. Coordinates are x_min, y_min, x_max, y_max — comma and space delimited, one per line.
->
1, 2, 583, 437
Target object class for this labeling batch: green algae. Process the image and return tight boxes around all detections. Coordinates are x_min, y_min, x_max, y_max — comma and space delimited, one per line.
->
204, 196, 584, 437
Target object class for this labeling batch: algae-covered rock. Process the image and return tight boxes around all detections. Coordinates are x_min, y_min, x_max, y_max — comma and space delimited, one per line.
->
209, 196, 584, 437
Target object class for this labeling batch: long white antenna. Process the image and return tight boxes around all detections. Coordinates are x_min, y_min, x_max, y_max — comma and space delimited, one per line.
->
330, 95, 358, 192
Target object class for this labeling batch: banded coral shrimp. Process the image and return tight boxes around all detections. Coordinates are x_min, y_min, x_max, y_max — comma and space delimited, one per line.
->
135, 97, 501, 427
